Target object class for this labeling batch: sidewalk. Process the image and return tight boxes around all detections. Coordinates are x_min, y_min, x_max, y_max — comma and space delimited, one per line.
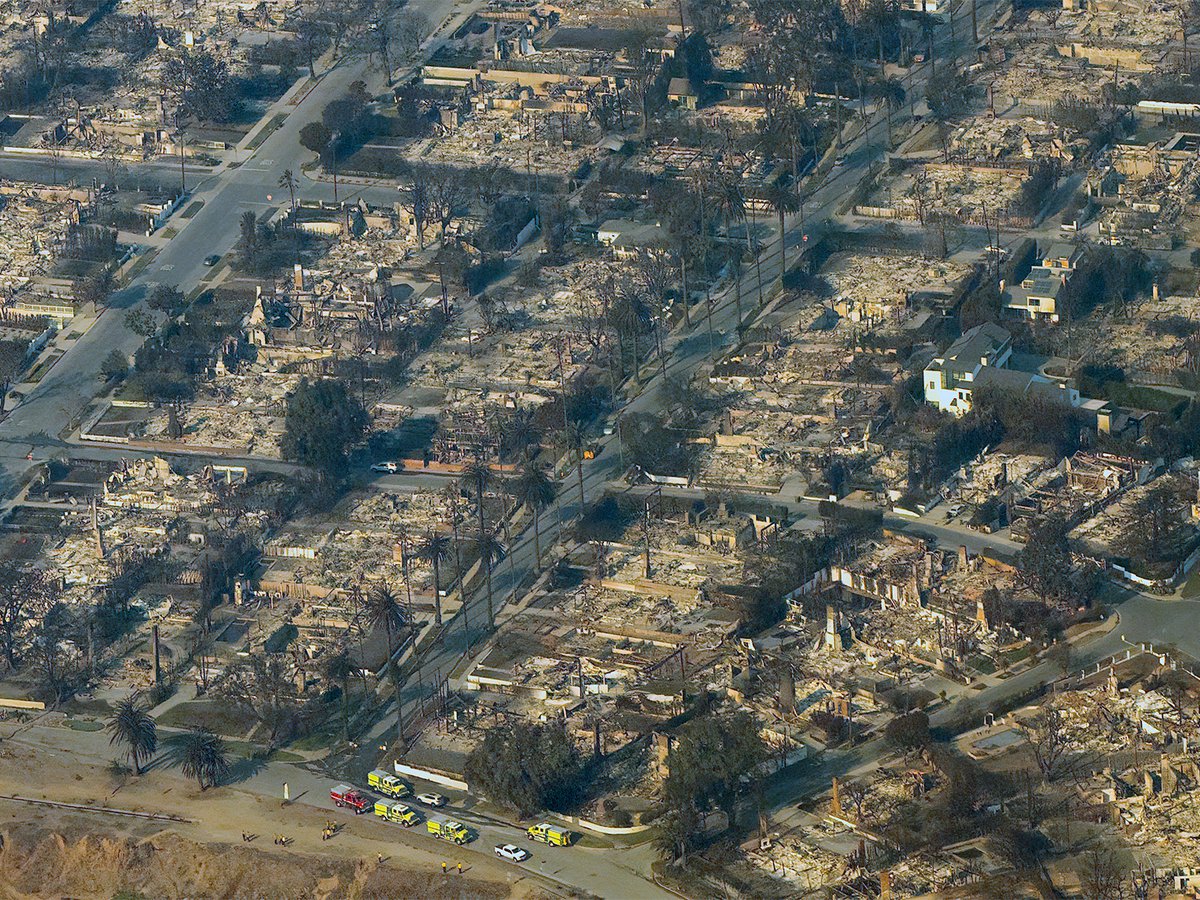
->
8, 302, 104, 408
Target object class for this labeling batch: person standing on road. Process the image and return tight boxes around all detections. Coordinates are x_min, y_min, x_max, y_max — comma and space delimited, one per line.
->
457, 862, 462, 874
441, 862, 447, 875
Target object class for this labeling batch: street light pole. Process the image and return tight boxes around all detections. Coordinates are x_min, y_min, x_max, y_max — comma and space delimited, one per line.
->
174, 112, 186, 196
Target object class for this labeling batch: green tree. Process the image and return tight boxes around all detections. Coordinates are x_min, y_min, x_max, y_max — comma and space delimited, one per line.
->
146, 283, 185, 316
236, 210, 261, 268
295, 14, 329, 78
299, 121, 333, 156
662, 710, 767, 857
280, 378, 368, 475
278, 169, 298, 211
763, 181, 801, 276
419, 532, 451, 626
463, 720, 585, 817
511, 463, 556, 564
106, 694, 157, 775
161, 49, 236, 123
365, 584, 406, 656
556, 420, 588, 512
100, 348, 129, 381
178, 726, 229, 791
0, 339, 24, 411
875, 76, 907, 146
76, 269, 114, 308
459, 458, 493, 553
124, 309, 157, 337
475, 530, 504, 629
324, 648, 355, 740
926, 68, 973, 120
884, 709, 931, 752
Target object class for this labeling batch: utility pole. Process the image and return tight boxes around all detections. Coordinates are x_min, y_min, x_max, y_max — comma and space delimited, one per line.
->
553, 334, 569, 431
399, 528, 414, 624
642, 487, 661, 579
643, 498, 652, 579
174, 112, 186, 195
679, 647, 687, 709
396, 680, 407, 751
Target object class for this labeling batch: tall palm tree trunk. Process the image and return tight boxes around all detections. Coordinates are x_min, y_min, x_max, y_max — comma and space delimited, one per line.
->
778, 208, 787, 276
734, 263, 743, 329
432, 556, 443, 626
484, 561, 495, 628
576, 454, 585, 511
341, 674, 350, 740
680, 256, 691, 326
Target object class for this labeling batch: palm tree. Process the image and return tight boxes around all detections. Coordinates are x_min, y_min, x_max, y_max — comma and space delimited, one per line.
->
106, 694, 157, 775
726, 242, 746, 330
511, 464, 556, 564
179, 726, 229, 791
419, 532, 452, 626
476, 530, 504, 628
365, 585, 405, 661
875, 78, 907, 148
764, 182, 802, 278
459, 459, 492, 553
324, 649, 355, 740
557, 420, 588, 512
499, 405, 537, 462
278, 169, 298, 212
715, 174, 747, 250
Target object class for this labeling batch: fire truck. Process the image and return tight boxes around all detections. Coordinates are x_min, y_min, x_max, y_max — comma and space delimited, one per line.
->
427, 819, 470, 844
330, 784, 372, 813
527, 823, 572, 846
374, 800, 420, 827
368, 769, 412, 798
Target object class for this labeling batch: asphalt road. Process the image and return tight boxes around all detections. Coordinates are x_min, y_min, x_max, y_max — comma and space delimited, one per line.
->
0, 703, 672, 900
0, 0, 469, 496
2, 0, 1186, 892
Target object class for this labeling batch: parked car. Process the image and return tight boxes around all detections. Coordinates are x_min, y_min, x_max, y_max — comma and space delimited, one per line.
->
947, 503, 965, 518
203, 254, 221, 267
370, 461, 400, 474
495, 844, 530, 862
417, 792, 447, 807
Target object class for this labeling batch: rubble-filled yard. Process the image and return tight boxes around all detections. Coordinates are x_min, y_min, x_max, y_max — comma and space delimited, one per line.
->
1073, 470, 1198, 579
946, 115, 1087, 165
0, 186, 76, 295
1072, 293, 1200, 380
135, 369, 300, 458
400, 105, 600, 176
258, 488, 475, 607
997, 53, 1142, 106
877, 163, 1028, 222
823, 251, 972, 326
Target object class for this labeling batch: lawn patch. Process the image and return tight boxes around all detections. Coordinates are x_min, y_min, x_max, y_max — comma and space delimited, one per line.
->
159, 700, 258, 737
247, 113, 288, 151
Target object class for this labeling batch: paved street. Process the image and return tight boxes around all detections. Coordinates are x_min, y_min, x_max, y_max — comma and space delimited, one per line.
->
0, 0, 468, 498
0, 704, 673, 899
0, 0, 1188, 893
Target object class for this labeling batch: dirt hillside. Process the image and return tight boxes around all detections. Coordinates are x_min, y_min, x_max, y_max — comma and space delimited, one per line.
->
0, 825, 513, 900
